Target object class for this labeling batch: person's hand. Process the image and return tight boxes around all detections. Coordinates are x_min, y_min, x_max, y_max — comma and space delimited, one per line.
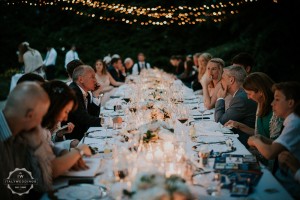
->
120, 66, 126, 74
217, 83, 227, 99
20, 125, 43, 150
278, 151, 300, 174
92, 86, 102, 97
71, 158, 89, 171
70, 139, 79, 148
77, 144, 92, 157
200, 73, 211, 86
224, 120, 238, 129
248, 136, 257, 147
58, 122, 75, 135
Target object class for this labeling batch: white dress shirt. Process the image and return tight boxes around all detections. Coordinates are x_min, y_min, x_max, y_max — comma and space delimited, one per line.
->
43, 48, 57, 66
65, 50, 79, 68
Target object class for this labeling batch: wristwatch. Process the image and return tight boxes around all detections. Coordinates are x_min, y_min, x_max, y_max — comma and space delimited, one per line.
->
74, 147, 84, 157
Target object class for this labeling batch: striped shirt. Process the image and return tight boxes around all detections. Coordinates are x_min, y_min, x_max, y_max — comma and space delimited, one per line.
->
0, 111, 12, 142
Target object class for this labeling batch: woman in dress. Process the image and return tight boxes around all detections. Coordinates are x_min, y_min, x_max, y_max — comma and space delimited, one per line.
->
200, 58, 224, 109
93, 59, 124, 104
192, 52, 213, 92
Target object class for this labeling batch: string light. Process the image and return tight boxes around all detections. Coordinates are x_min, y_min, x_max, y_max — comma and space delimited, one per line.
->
2, 0, 265, 25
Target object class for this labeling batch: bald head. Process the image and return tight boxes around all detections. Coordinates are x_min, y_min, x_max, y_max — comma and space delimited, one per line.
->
4, 82, 50, 135
6, 82, 49, 111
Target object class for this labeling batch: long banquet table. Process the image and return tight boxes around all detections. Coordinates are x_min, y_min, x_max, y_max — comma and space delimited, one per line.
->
45, 69, 293, 200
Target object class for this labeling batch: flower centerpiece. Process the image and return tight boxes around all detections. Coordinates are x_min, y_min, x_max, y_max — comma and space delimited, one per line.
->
125, 172, 194, 200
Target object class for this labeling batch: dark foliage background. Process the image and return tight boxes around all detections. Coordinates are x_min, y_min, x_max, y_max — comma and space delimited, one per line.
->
0, 0, 299, 99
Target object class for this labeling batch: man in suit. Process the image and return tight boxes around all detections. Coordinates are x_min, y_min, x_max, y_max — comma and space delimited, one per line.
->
215, 65, 257, 147
66, 65, 102, 140
108, 57, 126, 82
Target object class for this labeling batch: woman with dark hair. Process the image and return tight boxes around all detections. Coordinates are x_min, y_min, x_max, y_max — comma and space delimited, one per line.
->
225, 72, 283, 139
40, 80, 92, 178
93, 59, 123, 103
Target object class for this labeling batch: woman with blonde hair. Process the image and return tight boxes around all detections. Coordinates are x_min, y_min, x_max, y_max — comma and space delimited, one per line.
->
200, 58, 224, 109
197, 53, 213, 84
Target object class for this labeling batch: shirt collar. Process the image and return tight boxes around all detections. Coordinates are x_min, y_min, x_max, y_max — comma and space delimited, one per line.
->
283, 112, 296, 127
77, 84, 88, 97
232, 88, 240, 97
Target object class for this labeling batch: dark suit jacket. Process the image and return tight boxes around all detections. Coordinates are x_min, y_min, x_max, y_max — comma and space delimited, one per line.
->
215, 88, 257, 147
108, 66, 125, 82
66, 82, 101, 140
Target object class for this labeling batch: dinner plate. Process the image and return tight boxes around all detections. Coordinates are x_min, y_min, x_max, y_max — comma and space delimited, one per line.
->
54, 184, 107, 200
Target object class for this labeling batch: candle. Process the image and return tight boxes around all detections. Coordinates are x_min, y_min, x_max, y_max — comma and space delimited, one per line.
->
154, 149, 164, 160
166, 163, 176, 177
146, 152, 153, 161
163, 141, 174, 152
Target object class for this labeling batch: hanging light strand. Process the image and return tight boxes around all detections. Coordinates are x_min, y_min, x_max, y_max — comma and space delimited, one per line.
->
2, 0, 262, 25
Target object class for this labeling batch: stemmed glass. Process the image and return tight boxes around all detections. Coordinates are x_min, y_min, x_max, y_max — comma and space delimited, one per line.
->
101, 117, 110, 154
177, 107, 189, 126
198, 103, 207, 120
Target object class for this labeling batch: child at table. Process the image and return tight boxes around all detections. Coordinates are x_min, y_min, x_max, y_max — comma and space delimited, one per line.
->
247, 81, 300, 199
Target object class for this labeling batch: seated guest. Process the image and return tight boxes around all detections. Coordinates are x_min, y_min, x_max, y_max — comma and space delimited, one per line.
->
16, 73, 78, 151
17, 72, 45, 84
132, 52, 151, 75
41, 80, 80, 151
0, 82, 51, 197
215, 65, 257, 147
66, 59, 85, 85
225, 72, 283, 139
225, 72, 283, 169
248, 82, 300, 199
124, 57, 134, 75
41, 80, 92, 177
193, 52, 213, 93
189, 53, 201, 91
66, 65, 102, 140
177, 59, 195, 88
108, 57, 126, 82
200, 58, 224, 109
169, 55, 185, 76
231, 52, 254, 75
93, 59, 124, 104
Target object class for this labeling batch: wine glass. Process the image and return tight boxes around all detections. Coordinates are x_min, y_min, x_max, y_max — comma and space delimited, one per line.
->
199, 103, 207, 120
101, 117, 111, 154
177, 106, 189, 126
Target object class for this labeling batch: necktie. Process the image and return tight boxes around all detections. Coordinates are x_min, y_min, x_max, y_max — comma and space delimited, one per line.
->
83, 93, 89, 109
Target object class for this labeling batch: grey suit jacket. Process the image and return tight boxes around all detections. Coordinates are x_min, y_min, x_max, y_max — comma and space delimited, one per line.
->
215, 88, 257, 127
215, 88, 257, 147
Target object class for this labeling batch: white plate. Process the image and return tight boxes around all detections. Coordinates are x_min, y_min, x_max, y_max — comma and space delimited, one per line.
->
55, 184, 106, 200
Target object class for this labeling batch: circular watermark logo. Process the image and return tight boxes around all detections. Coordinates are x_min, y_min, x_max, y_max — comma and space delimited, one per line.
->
3, 168, 37, 196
